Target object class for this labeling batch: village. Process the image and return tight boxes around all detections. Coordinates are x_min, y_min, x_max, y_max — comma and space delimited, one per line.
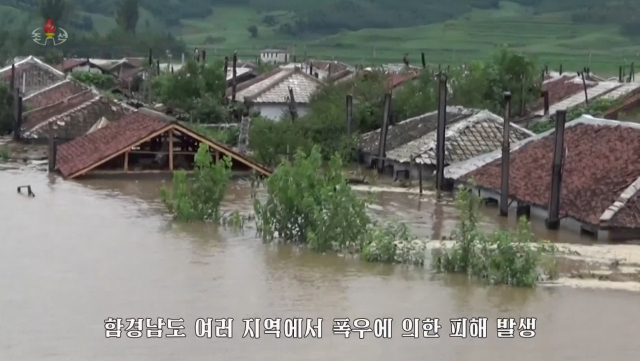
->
2, 47, 640, 291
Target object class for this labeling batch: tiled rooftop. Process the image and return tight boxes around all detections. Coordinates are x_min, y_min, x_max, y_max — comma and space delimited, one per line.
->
23, 79, 88, 110
359, 106, 480, 154
233, 68, 322, 104
22, 89, 97, 130
56, 111, 169, 177
22, 92, 134, 140
460, 118, 640, 229
387, 110, 533, 165
0, 56, 66, 95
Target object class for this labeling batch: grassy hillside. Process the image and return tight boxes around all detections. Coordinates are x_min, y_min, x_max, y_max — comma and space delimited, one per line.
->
182, 3, 640, 75
0, 1, 638, 76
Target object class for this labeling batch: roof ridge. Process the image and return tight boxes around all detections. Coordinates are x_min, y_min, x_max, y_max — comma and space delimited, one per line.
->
23, 88, 95, 115
26, 94, 102, 134
245, 68, 297, 101
23, 79, 72, 100
229, 67, 284, 97
599, 176, 640, 226
444, 115, 640, 180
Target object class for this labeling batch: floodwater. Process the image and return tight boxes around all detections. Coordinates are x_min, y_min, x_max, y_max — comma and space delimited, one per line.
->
1, 166, 640, 360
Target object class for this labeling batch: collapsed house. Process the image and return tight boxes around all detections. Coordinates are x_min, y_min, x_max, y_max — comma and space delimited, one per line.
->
55, 108, 272, 179
445, 115, 640, 241
358, 106, 533, 179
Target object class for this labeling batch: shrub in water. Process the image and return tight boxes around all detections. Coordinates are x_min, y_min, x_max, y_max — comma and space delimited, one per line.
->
433, 184, 557, 287
160, 143, 232, 222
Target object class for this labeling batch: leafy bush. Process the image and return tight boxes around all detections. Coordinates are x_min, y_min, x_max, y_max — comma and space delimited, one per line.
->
0, 82, 13, 135
433, 184, 557, 287
0, 147, 9, 161
71, 72, 116, 89
160, 143, 232, 222
253, 146, 417, 262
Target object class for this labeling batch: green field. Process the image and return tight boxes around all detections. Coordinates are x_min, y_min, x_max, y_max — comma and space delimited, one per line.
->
180, 2, 640, 76
2, 1, 639, 76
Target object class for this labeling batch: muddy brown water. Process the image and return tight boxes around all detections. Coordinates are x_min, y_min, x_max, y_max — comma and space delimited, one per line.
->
1, 167, 640, 360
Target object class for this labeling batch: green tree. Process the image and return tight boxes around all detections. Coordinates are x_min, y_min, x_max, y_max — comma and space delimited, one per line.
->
160, 143, 233, 222
115, 0, 139, 34
39, 0, 70, 23
247, 24, 258, 38
0, 82, 14, 136
152, 59, 226, 122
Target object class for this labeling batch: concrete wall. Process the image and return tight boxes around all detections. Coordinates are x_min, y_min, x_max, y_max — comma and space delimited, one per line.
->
260, 52, 288, 64
69, 65, 103, 74
361, 152, 435, 180
254, 104, 310, 121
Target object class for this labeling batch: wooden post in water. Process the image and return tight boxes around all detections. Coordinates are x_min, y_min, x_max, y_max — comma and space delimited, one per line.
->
48, 123, 57, 173
546, 109, 567, 230
435, 74, 447, 196
377, 92, 392, 172
580, 71, 589, 106
345, 94, 353, 137
417, 158, 423, 195
232, 52, 237, 102
500, 92, 512, 217
124, 152, 129, 171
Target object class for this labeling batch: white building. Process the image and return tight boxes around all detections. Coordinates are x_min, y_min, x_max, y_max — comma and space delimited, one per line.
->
260, 48, 289, 65
229, 67, 323, 121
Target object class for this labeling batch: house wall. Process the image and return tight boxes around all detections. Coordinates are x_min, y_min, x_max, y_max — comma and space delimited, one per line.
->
450, 181, 640, 241
260, 52, 288, 64
68, 65, 103, 74
254, 104, 309, 121
361, 152, 435, 179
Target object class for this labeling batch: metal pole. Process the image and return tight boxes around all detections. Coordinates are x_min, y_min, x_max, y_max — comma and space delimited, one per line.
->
543, 90, 550, 116
232, 52, 237, 102
377, 92, 392, 172
435, 75, 447, 195
346, 94, 353, 137
499, 92, 511, 217
546, 110, 567, 230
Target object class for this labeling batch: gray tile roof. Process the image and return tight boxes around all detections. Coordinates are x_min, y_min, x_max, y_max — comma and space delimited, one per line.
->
403, 110, 534, 165
359, 106, 480, 154
235, 68, 323, 104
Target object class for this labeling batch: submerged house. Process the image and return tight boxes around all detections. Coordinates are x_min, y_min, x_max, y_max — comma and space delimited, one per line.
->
359, 106, 533, 179
445, 115, 640, 241
0, 55, 66, 95
228, 67, 323, 121
19, 77, 134, 140
55, 108, 272, 179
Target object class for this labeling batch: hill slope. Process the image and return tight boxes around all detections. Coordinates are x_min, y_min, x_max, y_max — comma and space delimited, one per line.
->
0, 1, 638, 74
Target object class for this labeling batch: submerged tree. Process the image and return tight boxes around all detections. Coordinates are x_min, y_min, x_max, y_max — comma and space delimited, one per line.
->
115, 0, 139, 34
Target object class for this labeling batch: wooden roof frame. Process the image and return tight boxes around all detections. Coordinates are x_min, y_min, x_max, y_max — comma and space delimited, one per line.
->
66, 121, 272, 179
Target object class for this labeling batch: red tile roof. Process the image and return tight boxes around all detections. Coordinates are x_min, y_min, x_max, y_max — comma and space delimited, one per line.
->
56, 112, 169, 177
386, 72, 419, 89
22, 90, 97, 130
532, 76, 595, 112
462, 123, 640, 228
24, 80, 88, 110
57, 59, 87, 71
56, 109, 274, 178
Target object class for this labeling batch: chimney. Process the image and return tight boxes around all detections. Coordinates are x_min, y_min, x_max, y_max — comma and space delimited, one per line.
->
580, 71, 589, 105
500, 92, 512, 217
546, 109, 567, 230
559, 63, 563, 75
148, 48, 152, 66
619, 65, 623, 83
435, 74, 447, 195
309, 63, 313, 75
223, 56, 229, 99
377, 92, 392, 172
542, 90, 549, 116
421, 52, 426, 69
231, 52, 237, 102
9, 64, 15, 90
